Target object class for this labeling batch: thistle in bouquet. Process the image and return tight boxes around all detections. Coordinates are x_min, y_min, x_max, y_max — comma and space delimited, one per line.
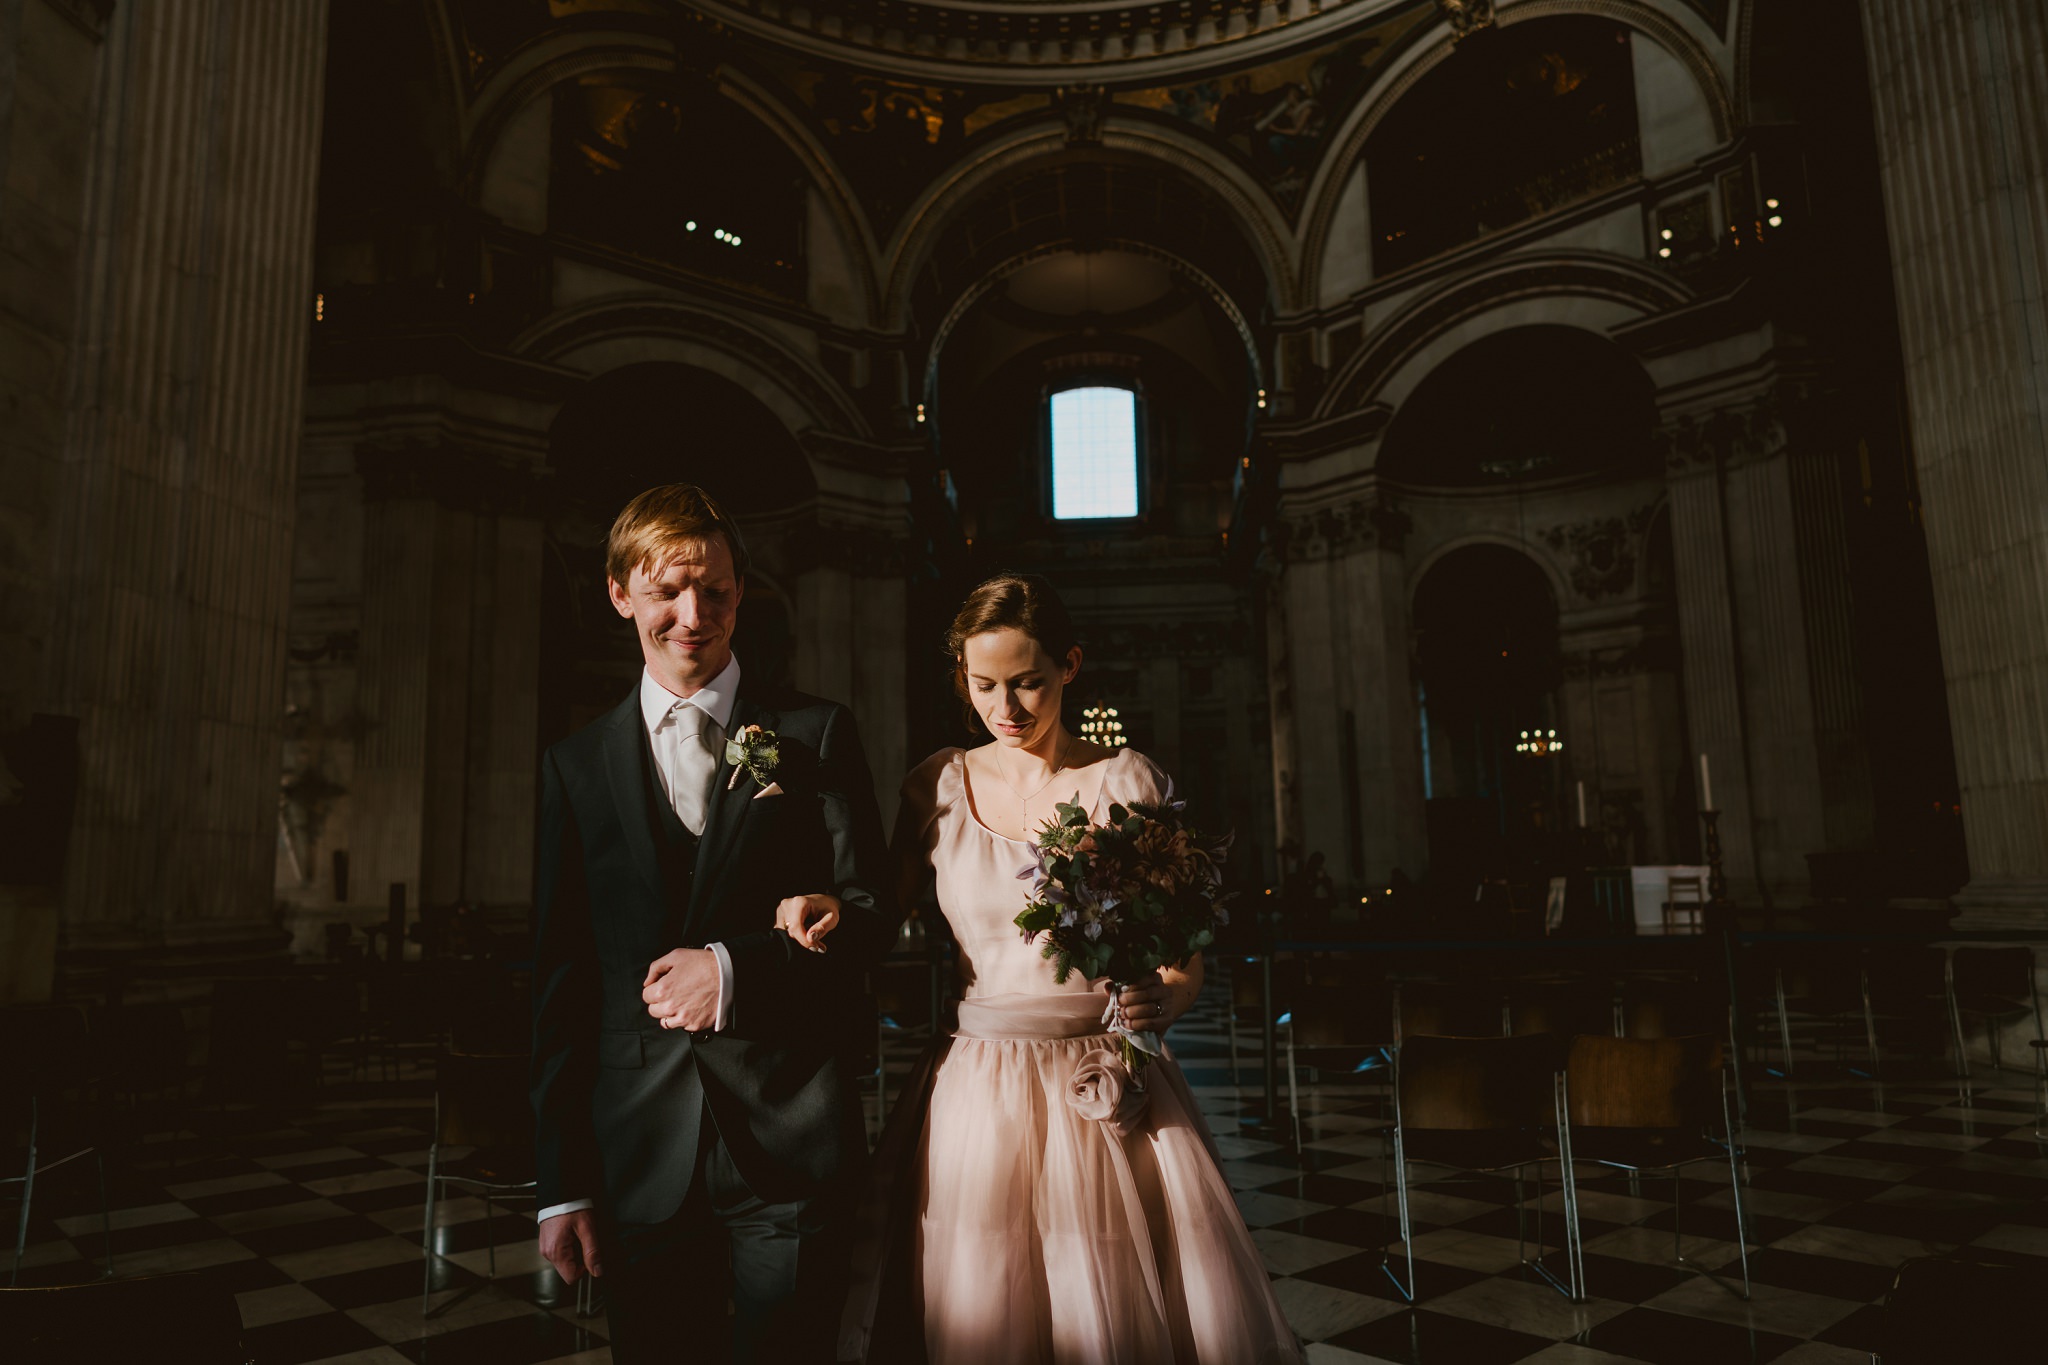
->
1014, 796, 1234, 1075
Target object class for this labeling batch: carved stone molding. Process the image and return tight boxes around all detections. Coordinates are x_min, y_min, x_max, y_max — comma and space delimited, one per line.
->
785, 521, 910, 577
1437, 0, 1497, 41
1656, 392, 1797, 473
694, 0, 1386, 88
355, 442, 549, 516
1084, 618, 1252, 661
1560, 633, 1680, 681
1054, 84, 1111, 146
1274, 494, 1411, 563
1539, 502, 1657, 600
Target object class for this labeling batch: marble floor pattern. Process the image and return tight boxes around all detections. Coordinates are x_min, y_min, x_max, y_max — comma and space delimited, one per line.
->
8, 986, 2048, 1364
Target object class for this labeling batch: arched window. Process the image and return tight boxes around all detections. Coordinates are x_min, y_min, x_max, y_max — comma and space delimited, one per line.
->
1048, 384, 1141, 520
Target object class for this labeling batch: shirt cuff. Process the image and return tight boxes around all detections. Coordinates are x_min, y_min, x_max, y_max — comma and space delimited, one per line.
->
537, 1199, 592, 1223
708, 941, 735, 1032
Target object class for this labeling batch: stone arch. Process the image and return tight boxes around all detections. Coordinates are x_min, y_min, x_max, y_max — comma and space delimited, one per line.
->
1318, 253, 1687, 422
515, 296, 870, 439
1298, 0, 1736, 304
459, 31, 881, 323
1377, 323, 1660, 487
1412, 533, 1574, 614
879, 113, 1299, 334
920, 241, 1266, 419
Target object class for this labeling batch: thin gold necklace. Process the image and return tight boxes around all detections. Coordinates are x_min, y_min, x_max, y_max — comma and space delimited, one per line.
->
998, 735, 1073, 814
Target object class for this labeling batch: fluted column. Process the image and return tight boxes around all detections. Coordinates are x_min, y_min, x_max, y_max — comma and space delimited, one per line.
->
1861, 0, 2048, 921
1662, 394, 1875, 902
791, 518, 909, 825
1270, 490, 1427, 893
42, 2, 328, 946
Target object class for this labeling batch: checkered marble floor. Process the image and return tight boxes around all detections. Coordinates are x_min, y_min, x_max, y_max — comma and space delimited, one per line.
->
10, 989, 2048, 1365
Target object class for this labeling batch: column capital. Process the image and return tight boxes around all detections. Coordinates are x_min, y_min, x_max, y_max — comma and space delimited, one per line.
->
1656, 386, 1810, 473
1275, 492, 1411, 563
354, 441, 548, 516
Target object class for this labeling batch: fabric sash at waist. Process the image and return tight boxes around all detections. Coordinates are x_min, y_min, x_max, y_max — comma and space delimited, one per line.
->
954, 990, 1109, 1042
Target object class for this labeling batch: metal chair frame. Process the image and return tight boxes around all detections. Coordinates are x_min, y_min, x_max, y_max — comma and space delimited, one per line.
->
7, 1096, 112, 1287
1946, 947, 2047, 1081
418, 1063, 568, 1317
1380, 1043, 1582, 1304
4, 1007, 113, 1286
1562, 1043, 1751, 1302
1280, 982, 1396, 1151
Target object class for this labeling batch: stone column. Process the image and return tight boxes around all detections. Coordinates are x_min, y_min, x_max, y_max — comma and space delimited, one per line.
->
1271, 491, 1427, 892
793, 522, 908, 826
348, 448, 544, 924
1661, 394, 1875, 901
37, 1, 328, 947
1861, 0, 2048, 921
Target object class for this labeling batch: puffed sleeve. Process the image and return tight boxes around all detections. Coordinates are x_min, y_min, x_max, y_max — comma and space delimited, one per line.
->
1105, 747, 1175, 810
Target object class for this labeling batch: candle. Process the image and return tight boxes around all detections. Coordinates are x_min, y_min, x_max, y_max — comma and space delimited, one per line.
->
1576, 780, 1587, 828
1699, 753, 1713, 811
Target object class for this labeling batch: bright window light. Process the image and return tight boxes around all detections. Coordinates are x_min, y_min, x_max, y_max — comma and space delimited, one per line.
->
1050, 386, 1138, 520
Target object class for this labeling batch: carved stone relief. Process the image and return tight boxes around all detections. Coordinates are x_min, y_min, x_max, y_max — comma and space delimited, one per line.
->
1540, 503, 1657, 600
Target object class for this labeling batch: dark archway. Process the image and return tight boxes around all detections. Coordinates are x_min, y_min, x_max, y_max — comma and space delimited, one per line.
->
1366, 15, 1642, 274
1378, 325, 1657, 488
1413, 544, 1564, 889
540, 363, 816, 745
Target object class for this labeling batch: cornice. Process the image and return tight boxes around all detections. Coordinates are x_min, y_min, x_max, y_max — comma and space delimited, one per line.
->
689, 0, 1413, 87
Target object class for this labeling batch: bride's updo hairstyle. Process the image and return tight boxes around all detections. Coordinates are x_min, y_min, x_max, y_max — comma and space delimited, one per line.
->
945, 573, 1079, 731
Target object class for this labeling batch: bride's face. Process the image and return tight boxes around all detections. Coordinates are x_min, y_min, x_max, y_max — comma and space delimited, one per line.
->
962, 627, 1081, 749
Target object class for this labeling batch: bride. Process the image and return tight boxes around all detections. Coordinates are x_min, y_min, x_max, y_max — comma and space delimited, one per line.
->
803, 573, 1303, 1364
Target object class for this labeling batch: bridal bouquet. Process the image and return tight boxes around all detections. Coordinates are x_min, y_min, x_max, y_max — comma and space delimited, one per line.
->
1014, 796, 1234, 1077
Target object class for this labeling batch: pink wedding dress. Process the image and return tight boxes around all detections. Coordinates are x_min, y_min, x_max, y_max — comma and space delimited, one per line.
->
901, 747, 1304, 1365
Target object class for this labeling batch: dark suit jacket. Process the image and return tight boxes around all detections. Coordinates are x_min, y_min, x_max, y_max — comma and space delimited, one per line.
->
530, 679, 895, 1226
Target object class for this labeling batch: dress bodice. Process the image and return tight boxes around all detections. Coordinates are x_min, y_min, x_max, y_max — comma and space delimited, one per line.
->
900, 746, 1172, 1000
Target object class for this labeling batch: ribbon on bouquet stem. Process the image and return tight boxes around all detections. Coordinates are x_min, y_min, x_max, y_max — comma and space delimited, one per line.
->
1102, 981, 1164, 1074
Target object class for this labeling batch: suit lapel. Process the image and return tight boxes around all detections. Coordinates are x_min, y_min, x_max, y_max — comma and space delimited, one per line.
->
688, 691, 776, 927
601, 688, 666, 903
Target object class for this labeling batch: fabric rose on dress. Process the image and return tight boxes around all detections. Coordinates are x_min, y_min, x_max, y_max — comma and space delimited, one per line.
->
1066, 1049, 1150, 1137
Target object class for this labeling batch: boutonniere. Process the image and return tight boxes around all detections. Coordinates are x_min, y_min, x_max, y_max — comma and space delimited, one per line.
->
724, 724, 780, 790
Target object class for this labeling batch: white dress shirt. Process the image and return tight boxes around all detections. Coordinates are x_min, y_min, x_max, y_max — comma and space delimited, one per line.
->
537, 655, 743, 1226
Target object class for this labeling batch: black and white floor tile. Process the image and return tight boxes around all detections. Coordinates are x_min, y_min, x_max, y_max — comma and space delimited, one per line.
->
11, 988, 2047, 1364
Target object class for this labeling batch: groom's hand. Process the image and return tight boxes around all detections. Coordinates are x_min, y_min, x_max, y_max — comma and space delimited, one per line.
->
539, 1209, 603, 1285
643, 948, 720, 1032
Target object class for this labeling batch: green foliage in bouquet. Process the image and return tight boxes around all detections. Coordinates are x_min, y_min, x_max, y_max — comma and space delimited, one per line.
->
1014, 796, 1234, 1055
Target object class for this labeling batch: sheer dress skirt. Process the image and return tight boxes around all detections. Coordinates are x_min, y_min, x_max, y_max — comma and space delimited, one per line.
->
917, 991, 1304, 1365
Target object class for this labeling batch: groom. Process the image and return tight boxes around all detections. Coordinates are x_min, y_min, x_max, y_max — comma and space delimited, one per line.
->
531, 484, 894, 1363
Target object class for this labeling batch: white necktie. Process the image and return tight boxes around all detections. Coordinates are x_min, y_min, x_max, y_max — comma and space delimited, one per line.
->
667, 703, 720, 836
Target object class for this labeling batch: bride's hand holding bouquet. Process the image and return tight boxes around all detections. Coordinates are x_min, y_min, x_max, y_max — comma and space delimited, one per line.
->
1013, 795, 1234, 1075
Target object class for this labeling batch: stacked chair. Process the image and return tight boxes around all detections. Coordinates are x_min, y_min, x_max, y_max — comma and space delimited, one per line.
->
2, 1005, 112, 1286
421, 1048, 554, 1316
1383, 1033, 1578, 1301
1948, 946, 2045, 1078
1377, 1025, 1750, 1305
1559, 1034, 1750, 1300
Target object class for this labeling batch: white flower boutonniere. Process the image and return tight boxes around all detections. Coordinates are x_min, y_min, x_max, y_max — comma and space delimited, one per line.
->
724, 724, 780, 790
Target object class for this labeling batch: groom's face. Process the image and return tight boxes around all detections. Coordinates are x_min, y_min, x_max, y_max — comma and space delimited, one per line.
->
608, 535, 743, 691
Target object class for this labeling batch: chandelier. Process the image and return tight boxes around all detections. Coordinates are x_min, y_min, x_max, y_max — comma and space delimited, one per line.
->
1515, 728, 1563, 757
1081, 702, 1127, 749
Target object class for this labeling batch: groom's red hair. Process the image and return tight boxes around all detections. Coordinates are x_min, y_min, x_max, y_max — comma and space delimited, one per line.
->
606, 483, 751, 587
